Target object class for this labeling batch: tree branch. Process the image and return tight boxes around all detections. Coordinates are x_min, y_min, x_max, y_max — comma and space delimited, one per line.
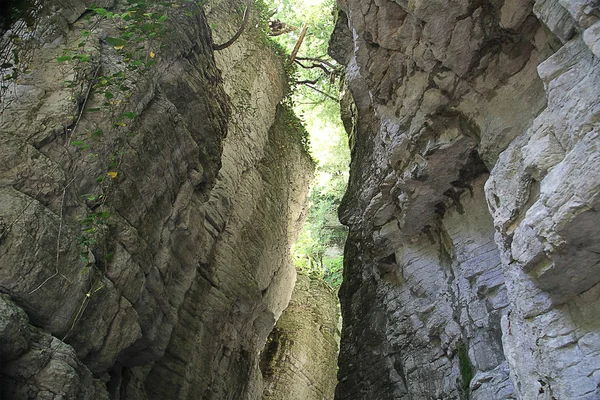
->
294, 59, 331, 75
295, 56, 337, 69
296, 78, 319, 85
213, 0, 252, 51
304, 83, 338, 102
290, 24, 308, 62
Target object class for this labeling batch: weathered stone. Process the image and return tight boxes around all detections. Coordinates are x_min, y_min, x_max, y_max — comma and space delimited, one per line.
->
0, 0, 314, 398
332, 0, 600, 398
261, 273, 340, 400
0, 294, 109, 400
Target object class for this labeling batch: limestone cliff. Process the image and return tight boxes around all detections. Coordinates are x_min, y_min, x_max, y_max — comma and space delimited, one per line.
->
332, 0, 600, 399
0, 0, 314, 399
261, 272, 340, 400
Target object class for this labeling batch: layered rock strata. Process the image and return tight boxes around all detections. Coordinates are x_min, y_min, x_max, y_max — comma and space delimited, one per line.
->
0, 1, 313, 399
261, 272, 340, 400
332, 0, 600, 399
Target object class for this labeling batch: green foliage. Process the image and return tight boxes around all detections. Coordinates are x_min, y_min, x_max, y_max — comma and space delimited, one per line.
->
251, 0, 298, 102
52, 1, 175, 268
259, 0, 348, 289
323, 255, 343, 287
268, 0, 335, 56
279, 103, 310, 154
267, 0, 340, 103
291, 101, 349, 289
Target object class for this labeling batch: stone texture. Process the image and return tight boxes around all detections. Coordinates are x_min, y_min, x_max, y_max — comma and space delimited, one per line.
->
0, 0, 314, 399
331, 0, 600, 399
261, 273, 340, 400
0, 294, 109, 400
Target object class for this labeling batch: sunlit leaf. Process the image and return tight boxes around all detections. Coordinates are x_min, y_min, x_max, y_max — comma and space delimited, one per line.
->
104, 36, 127, 47
120, 111, 137, 119
93, 7, 109, 16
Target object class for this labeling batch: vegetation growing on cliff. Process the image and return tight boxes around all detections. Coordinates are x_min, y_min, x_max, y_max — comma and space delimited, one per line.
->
264, 0, 348, 288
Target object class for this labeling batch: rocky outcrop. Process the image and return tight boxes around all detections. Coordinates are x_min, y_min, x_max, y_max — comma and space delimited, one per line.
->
332, 0, 600, 399
0, 0, 313, 399
0, 294, 109, 399
261, 272, 340, 400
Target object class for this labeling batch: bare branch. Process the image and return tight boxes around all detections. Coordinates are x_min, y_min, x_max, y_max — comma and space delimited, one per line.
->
295, 56, 337, 69
294, 59, 331, 75
296, 78, 319, 85
304, 83, 338, 102
290, 24, 309, 62
213, 0, 252, 51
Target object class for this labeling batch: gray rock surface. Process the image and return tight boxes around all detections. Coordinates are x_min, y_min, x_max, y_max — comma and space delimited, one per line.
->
0, 294, 109, 400
261, 273, 340, 400
332, 0, 600, 399
0, 0, 314, 398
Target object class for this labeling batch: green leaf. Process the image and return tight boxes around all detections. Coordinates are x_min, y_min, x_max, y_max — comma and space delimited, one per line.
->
120, 31, 134, 40
73, 54, 91, 62
91, 129, 103, 137
93, 7, 110, 17
104, 91, 114, 99
57, 55, 72, 63
140, 23, 155, 32
157, 15, 167, 23
120, 111, 137, 119
96, 211, 110, 219
71, 140, 85, 146
104, 36, 127, 47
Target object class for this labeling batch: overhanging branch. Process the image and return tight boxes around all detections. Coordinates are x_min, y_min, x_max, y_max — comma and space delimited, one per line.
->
304, 84, 338, 102
213, 0, 252, 50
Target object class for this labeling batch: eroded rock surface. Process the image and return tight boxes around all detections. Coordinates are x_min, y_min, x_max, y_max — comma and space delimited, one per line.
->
0, 0, 313, 398
332, 0, 600, 399
261, 273, 340, 400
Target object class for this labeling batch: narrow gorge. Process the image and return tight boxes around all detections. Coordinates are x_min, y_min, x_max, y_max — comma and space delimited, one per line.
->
0, 0, 599, 399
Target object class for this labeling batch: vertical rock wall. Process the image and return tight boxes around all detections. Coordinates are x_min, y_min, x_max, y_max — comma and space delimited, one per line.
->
261, 272, 340, 400
0, 0, 313, 399
331, 0, 600, 399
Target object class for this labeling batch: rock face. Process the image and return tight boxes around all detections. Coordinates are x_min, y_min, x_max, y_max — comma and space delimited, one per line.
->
332, 0, 600, 399
261, 273, 340, 400
0, 0, 313, 399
